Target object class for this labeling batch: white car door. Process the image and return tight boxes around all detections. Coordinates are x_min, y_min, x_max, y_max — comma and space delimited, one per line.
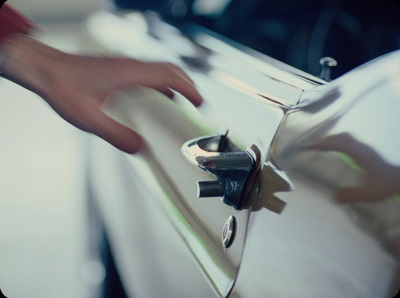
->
85, 11, 399, 297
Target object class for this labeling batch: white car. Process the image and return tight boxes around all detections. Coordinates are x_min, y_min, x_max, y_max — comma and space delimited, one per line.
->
84, 8, 400, 298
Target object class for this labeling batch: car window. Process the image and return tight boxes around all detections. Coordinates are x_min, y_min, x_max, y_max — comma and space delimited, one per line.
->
113, 0, 400, 79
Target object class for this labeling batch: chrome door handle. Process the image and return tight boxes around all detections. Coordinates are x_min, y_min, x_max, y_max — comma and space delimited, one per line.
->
181, 134, 261, 210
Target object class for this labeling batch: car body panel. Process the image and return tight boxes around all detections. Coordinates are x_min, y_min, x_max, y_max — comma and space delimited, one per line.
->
84, 11, 400, 297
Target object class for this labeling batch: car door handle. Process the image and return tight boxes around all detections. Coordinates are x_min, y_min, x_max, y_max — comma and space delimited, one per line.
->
181, 134, 261, 210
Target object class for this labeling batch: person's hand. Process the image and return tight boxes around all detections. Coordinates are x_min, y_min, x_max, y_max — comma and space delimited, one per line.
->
0, 32, 203, 153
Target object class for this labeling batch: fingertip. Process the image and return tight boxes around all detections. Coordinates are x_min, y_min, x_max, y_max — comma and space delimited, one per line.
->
188, 88, 204, 107
193, 95, 203, 107
119, 131, 143, 154
90, 112, 144, 154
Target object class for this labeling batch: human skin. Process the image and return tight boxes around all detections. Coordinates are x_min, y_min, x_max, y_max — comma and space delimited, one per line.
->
0, 32, 203, 153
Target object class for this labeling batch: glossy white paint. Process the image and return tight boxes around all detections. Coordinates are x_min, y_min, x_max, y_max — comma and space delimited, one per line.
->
85, 10, 400, 298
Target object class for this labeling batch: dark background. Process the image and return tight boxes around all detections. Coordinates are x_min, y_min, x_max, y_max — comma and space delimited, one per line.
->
113, 0, 400, 79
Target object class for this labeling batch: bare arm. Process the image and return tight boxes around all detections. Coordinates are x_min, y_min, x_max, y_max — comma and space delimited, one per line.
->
0, 32, 203, 153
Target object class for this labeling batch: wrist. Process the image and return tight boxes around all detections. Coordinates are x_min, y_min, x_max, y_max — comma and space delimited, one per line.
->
0, 32, 63, 93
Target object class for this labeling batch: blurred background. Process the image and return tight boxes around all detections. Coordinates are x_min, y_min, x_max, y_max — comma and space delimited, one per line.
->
108, 0, 400, 79
0, 1, 103, 297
